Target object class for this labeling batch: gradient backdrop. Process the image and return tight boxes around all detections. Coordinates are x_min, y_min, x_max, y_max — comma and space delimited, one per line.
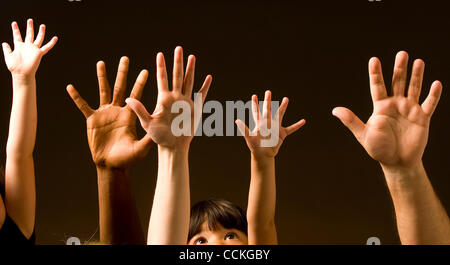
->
0, 0, 449, 244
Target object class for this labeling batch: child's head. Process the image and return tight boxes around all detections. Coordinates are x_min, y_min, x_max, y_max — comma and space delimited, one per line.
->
188, 199, 248, 245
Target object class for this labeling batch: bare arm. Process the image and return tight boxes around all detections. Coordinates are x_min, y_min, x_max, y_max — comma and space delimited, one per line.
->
97, 167, 145, 244
148, 147, 190, 244
67, 57, 152, 244
1, 19, 57, 237
0, 193, 5, 229
126, 47, 212, 244
248, 155, 277, 244
333, 51, 450, 244
5, 76, 36, 238
237, 92, 305, 245
383, 163, 450, 244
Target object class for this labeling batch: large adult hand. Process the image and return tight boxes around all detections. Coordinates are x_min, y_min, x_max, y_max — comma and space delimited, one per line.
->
236, 91, 305, 159
333, 51, 442, 170
2, 19, 57, 78
126, 47, 212, 150
67, 57, 153, 169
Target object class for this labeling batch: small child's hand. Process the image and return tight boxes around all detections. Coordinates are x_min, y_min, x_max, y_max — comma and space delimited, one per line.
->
2, 19, 57, 79
236, 91, 305, 159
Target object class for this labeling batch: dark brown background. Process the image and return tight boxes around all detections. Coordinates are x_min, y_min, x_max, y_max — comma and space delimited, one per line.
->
0, 0, 449, 245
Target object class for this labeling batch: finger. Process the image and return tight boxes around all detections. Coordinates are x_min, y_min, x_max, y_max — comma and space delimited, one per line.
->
422, 81, 443, 117
34, 24, 46, 47
66, 84, 94, 118
25, 19, 34, 43
11, 21, 23, 45
251, 95, 260, 127
368, 57, 388, 103
112, 56, 129, 106
183, 55, 196, 97
391, 51, 409, 97
156, 52, 169, 92
130, 69, 149, 100
97, 61, 111, 106
40, 36, 58, 55
285, 119, 306, 136
407, 59, 425, 103
275, 97, 289, 124
198, 75, 213, 103
125, 98, 152, 128
173, 46, 184, 92
262, 90, 272, 120
332, 107, 365, 143
235, 119, 250, 138
2, 43, 12, 57
133, 135, 153, 159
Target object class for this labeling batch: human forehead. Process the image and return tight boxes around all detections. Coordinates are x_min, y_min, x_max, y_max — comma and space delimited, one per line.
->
189, 223, 248, 244
194, 221, 240, 238
200, 221, 227, 234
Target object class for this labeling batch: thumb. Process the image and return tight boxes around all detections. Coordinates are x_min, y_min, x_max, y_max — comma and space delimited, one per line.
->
2, 42, 12, 56
235, 119, 250, 138
126, 98, 152, 129
332, 107, 365, 143
2, 43, 12, 65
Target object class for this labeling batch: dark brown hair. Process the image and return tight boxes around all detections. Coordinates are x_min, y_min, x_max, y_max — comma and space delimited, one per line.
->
188, 199, 247, 242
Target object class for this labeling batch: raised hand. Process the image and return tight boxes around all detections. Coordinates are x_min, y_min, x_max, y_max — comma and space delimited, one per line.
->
126, 47, 212, 244
2, 19, 57, 78
126, 46, 212, 150
236, 91, 306, 158
333, 51, 442, 169
0, 19, 57, 240
67, 57, 153, 169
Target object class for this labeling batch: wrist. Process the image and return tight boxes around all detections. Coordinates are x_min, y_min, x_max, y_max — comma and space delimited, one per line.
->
157, 145, 190, 181
158, 144, 190, 155
381, 161, 427, 191
12, 73, 36, 83
251, 154, 275, 175
96, 166, 130, 182
158, 145, 189, 159
12, 74, 36, 93
251, 153, 275, 164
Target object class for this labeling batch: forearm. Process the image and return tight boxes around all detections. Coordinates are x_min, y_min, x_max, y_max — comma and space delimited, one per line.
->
97, 167, 145, 245
0, 196, 5, 229
7, 76, 37, 158
4, 76, 37, 238
148, 146, 190, 245
247, 154, 277, 245
383, 162, 450, 244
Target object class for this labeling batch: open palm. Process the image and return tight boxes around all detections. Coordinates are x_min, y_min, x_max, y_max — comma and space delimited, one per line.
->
333, 51, 442, 168
67, 57, 152, 169
126, 47, 212, 150
2, 19, 57, 77
236, 91, 305, 158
